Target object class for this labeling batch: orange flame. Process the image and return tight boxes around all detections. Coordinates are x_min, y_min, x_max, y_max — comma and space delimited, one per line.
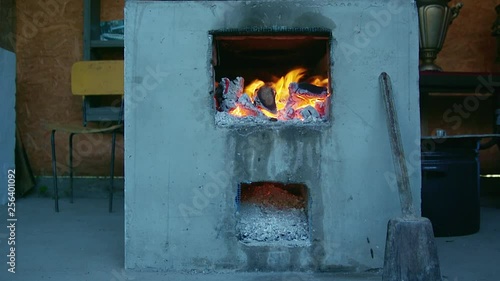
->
234, 68, 329, 120
229, 104, 258, 117
244, 68, 307, 112
309, 76, 329, 87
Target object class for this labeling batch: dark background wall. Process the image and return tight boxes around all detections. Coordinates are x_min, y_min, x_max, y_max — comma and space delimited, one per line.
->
0, 0, 15, 51
425, 0, 500, 174
14, 0, 500, 176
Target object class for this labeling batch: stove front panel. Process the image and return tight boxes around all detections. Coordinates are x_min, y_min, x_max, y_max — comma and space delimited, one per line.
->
124, 0, 421, 272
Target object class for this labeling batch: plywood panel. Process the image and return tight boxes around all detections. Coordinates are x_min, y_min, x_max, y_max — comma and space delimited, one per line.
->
437, 1, 499, 72
101, 0, 124, 21
16, 0, 124, 177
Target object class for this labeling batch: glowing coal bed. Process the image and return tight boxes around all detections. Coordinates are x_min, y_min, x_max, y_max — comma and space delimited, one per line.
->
236, 182, 310, 246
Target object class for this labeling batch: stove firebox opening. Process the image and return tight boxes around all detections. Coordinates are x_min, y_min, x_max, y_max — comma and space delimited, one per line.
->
211, 29, 332, 126
236, 182, 310, 246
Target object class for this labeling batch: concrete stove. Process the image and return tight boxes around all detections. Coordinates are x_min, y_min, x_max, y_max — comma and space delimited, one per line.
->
124, 0, 421, 272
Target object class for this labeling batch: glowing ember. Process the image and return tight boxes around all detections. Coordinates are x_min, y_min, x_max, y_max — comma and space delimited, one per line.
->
229, 104, 258, 117
216, 68, 330, 121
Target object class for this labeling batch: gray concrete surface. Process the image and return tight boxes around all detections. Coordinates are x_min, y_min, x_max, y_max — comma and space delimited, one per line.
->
0, 195, 499, 281
124, 0, 421, 271
35, 176, 124, 198
0, 47, 16, 205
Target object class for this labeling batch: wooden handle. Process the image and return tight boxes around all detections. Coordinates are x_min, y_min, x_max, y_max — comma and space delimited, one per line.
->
379, 72, 414, 217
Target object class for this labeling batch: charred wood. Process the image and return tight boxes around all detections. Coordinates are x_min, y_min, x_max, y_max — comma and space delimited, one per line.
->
255, 85, 277, 113
290, 82, 328, 96
218, 77, 244, 112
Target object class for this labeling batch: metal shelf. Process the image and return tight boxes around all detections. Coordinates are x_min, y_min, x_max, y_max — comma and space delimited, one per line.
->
420, 71, 500, 94
82, 0, 124, 124
83, 0, 124, 59
90, 40, 124, 48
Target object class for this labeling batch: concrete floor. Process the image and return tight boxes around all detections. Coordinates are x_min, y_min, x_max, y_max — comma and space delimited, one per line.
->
0, 194, 499, 281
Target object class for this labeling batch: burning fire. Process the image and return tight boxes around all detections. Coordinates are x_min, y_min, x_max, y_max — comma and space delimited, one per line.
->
223, 68, 329, 121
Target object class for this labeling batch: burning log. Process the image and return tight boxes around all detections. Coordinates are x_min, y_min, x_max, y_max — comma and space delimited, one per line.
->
214, 82, 225, 111
289, 82, 328, 96
238, 92, 254, 107
283, 82, 329, 120
298, 82, 327, 94
255, 84, 277, 113
218, 77, 245, 112
230, 93, 263, 117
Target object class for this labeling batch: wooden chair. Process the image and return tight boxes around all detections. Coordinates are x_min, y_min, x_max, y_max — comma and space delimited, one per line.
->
46, 60, 124, 212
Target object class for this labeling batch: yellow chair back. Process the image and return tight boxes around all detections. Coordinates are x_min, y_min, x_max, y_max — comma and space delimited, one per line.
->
71, 60, 124, 96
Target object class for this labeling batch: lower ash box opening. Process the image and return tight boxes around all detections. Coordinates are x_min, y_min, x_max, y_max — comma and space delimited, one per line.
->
236, 182, 310, 246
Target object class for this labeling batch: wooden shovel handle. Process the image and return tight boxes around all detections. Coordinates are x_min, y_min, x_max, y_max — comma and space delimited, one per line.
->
379, 72, 415, 217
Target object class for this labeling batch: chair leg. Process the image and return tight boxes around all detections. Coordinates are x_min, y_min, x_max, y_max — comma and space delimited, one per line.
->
50, 130, 59, 212
69, 133, 75, 204
109, 130, 117, 213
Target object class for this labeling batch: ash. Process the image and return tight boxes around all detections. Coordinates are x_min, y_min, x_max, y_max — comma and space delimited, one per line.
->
215, 112, 271, 126
237, 203, 310, 246
215, 112, 326, 127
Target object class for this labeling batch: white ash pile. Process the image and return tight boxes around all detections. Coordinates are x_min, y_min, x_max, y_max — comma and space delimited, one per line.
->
236, 183, 309, 245
237, 204, 309, 245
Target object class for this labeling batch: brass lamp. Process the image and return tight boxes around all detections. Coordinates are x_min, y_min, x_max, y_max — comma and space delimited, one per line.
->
418, 0, 463, 71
